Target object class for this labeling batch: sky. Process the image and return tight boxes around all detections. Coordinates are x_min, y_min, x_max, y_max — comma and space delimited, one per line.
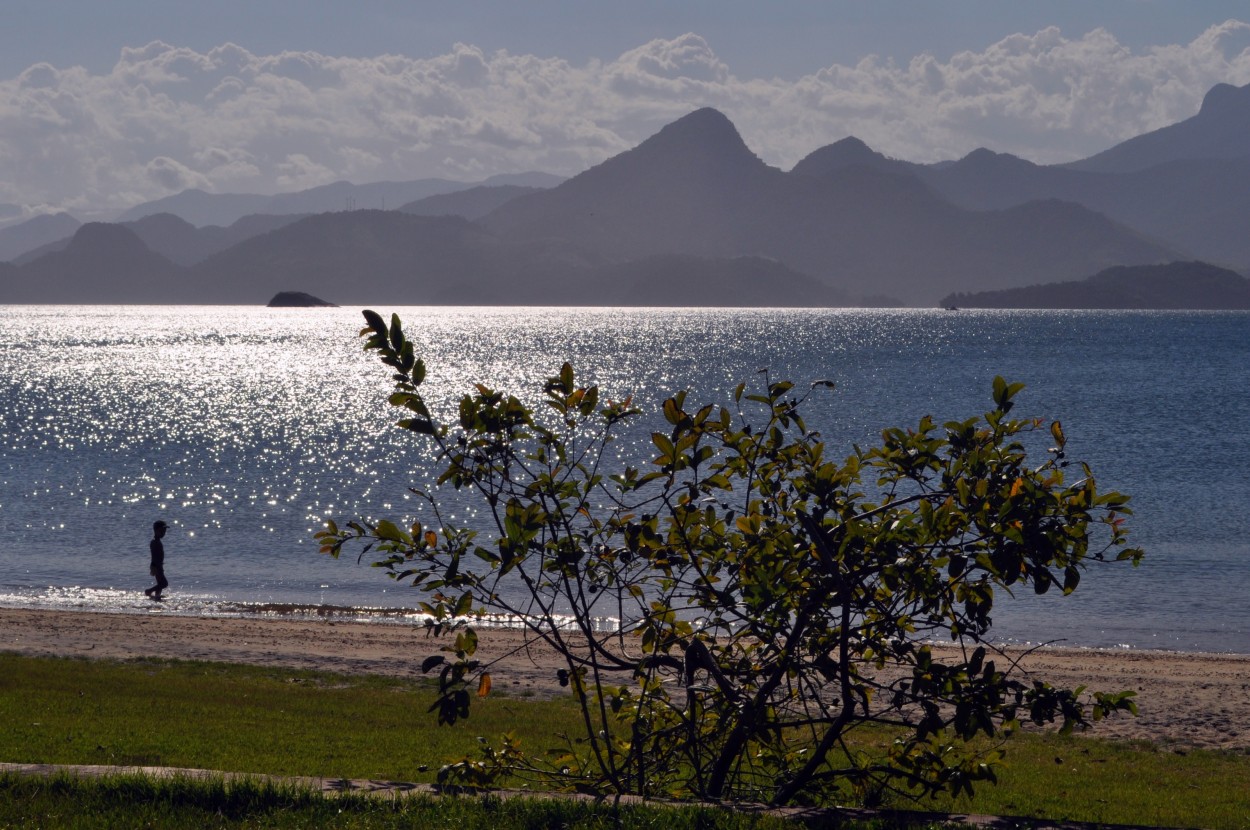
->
3, 0, 1250, 217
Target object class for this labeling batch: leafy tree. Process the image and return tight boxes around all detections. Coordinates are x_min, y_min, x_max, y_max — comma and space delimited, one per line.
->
319, 310, 1142, 806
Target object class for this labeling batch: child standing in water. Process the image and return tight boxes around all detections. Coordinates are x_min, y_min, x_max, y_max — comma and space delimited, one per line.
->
144, 520, 169, 601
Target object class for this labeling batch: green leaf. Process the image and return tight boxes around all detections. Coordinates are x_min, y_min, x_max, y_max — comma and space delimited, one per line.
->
389, 313, 404, 351
361, 309, 385, 337
375, 520, 405, 542
581, 385, 599, 415
456, 627, 479, 657
662, 398, 683, 426
398, 417, 436, 435
992, 375, 1007, 403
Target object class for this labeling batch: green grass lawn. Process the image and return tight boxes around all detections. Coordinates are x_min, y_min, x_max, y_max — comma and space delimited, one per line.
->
932, 732, 1250, 828
1, 653, 1247, 829
0, 653, 578, 781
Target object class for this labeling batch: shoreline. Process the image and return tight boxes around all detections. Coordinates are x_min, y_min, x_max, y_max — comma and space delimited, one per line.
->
3, 606, 1248, 751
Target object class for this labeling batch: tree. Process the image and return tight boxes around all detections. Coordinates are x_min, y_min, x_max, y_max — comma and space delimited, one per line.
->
318, 309, 1142, 807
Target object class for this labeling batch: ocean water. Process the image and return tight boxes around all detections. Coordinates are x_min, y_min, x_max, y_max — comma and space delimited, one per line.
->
1, 305, 1247, 653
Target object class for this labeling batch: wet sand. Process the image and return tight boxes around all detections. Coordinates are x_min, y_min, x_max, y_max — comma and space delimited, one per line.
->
2, 607, 1247, 751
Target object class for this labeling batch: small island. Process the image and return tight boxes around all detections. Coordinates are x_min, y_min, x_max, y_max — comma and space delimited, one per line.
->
940, 261, 1250, 310
266, 291, 338, 308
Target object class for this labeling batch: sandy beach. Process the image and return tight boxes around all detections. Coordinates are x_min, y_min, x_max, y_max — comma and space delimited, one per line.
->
2, 607, 1247, 751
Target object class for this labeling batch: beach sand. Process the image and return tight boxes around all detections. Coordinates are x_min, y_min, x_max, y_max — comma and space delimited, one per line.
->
3, 607, 1247, 751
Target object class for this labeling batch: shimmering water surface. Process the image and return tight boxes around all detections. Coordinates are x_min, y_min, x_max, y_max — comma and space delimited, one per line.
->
2, 306, 1247, 653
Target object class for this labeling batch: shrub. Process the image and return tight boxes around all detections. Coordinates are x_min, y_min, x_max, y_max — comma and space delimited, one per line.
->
318, 310, 1142, 806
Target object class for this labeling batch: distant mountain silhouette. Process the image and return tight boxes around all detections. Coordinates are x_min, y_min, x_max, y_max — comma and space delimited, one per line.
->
915, 148, 1062, 208
262, 179, 457, 215
14, 212, 312, 267
400, 185, 543, 220
118, 172, 564, 227
485, 108, 779, 261
941, 261, 1250, 309
0, 212, 81, 262
17, 90, 1250, 307
116, 190, 272, 228
127, 212, 311, 266
782, 83, 1250, 271
915, 131, 1250, 267
1065, 82, 1250, 173
1, 208, 866, 307
184, 211, 534, 303
4, 223, 180, 303
790, 136, 911, 177
484, 108, 1176, 303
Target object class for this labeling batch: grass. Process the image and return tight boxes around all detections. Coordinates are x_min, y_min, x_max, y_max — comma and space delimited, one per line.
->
2, 653, 1249, 828
0, 773, 834, 829
934, 732, 1250, 828
0, 653, 579, 781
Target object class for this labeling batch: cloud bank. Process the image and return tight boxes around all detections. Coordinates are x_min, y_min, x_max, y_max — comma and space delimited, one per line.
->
3, 21, 1249, 214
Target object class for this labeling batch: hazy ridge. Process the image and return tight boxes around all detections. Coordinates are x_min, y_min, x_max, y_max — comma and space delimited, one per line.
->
3, 83, 1248, 307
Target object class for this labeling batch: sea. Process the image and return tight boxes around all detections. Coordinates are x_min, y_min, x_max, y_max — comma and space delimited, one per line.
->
1, 305, 1247, 654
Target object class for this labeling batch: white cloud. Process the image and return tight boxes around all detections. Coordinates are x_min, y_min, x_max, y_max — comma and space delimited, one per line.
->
1, 23, 1249, 213
146, 156, 212, 191
275, 153, 337, 190
609, 32, 732, 93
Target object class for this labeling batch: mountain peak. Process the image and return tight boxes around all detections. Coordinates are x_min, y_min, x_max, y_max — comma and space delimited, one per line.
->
1065, 81, 1250, 173
1199, 82, 1250, 116
559, 106, 770, 186
128, 212, 197, 233
656, 107, 736, 136
791, 136, 902, 178
963, 147, 997, 162
634, 108, 757, 163
953, 147, 1036, 172
67, 222, 152, 256
825, 136, 879, 163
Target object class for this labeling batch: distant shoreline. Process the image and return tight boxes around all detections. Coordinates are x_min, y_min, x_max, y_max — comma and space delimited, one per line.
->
4, 606, 1248, 752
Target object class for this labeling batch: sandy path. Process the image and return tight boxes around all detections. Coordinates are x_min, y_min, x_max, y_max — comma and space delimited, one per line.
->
3, 607, 1247, 750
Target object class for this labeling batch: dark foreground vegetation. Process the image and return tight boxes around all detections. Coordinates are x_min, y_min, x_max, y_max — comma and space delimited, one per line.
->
319, 312, 1141, 808
0, 774, 825, 830
2, 655, 1248, 828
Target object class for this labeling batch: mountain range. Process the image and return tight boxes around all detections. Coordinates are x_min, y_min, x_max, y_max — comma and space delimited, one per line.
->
941, 261, 1250, 309
113, 171, 564, 227
3, 82, 1249, 306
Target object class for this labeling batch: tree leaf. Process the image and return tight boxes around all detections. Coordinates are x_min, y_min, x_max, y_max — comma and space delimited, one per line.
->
375, 520, 405, 542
